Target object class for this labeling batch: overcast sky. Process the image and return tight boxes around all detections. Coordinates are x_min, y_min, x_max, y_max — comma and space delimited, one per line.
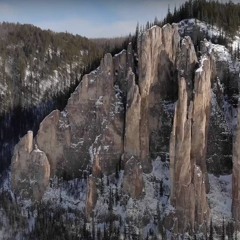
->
0, 0, 237, 38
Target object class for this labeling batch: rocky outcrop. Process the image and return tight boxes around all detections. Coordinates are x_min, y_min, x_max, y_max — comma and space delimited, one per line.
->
124, 69, 141, 160
11, 24, 218, 235
0, 24, 105, 179
232, 103, 240, 226
86, 176, 98, 218
122, 156, 144, 199
11, 131, 50, 200
36, 52, 126, 179
12, 23, 182, 196
138, 24, 180, 172
170, 38, 214, 233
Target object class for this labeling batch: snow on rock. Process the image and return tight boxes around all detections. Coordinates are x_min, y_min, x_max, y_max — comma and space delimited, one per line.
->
95, 96, 103, 106
178, 18, 221, 39
232, 35, 240, 52
203, 40, 240, 73
224, 98, 238, 133
179, 18, 240, 63
207, 174, 232, 224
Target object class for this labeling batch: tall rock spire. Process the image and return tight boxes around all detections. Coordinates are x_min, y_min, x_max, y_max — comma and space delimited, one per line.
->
170, 38, 215, 233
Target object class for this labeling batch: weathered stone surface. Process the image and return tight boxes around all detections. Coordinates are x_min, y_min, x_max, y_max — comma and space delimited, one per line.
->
170, 78, 196, 233
138, 24, 180, 172
232, 103, 240, 225
170, 39, 214, 233
11, 131, 50, 200
177, 36, 198, 100
124, 69, 141, 160
36, 110, 66, 177
192, 55, 215, 193
11, 24, 183, 210
86, 176, 98, 218
36, 53, 126, 178
11, 48, 135, 203
122, 156, 144, 199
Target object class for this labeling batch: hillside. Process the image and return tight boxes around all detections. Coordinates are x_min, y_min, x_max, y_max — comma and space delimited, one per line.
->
0, 22, 104, 113
162, 0, 240, 37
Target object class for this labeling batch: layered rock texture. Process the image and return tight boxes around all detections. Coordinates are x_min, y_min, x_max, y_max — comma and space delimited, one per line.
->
11, 131, 50, 200
137, 24, 179, 171
11, 23, 232, 236
170, 37, 215, 233
232, 103, 240, 226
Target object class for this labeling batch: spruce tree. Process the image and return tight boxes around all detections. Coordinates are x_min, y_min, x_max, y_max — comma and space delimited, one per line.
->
222, 217, 225, 240
209, 218, 214, 240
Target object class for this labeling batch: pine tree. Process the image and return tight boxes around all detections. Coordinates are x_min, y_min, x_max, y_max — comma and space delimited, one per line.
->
92, 214, 95, 240
226, 221, 234, 240
115, 163, 119, 179
103, 224, 108, 240
209, 218, 214, 240
97, 228, 101, 240
222, 217, 225, 240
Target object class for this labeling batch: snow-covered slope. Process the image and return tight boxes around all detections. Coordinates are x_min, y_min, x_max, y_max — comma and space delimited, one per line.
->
178, 18, 240, 52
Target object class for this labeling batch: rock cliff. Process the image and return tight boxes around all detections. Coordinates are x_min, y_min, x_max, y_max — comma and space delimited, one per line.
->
232, 103, 240, 226
170, 37, 215, 233
11, 131, 50, 200
11, 23, 221, 236
138, 24, 179, 171
0, 23, 106, 177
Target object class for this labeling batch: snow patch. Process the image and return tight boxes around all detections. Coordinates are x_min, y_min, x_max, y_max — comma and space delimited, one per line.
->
208, 174, 232, 224
95, 96, 103, 106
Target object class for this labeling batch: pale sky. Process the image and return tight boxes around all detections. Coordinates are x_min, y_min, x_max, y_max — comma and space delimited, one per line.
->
0, 0, 237, 38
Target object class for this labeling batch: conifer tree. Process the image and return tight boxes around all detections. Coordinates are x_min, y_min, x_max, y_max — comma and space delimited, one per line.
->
209, 218, 214, 240
222, 217, 225, 240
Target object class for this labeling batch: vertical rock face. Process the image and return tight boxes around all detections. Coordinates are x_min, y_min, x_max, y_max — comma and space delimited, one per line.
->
36, 52, 127, 178
191, 57, 214, 192
86, 176, 98, 218
138, 24, 180, 171
232, 103, 240, 225
122, 156, 144, 198
170, 38, 214, 233
36, 110, 65, 177
124, 70, 141, 160
11, 131, 50, 200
